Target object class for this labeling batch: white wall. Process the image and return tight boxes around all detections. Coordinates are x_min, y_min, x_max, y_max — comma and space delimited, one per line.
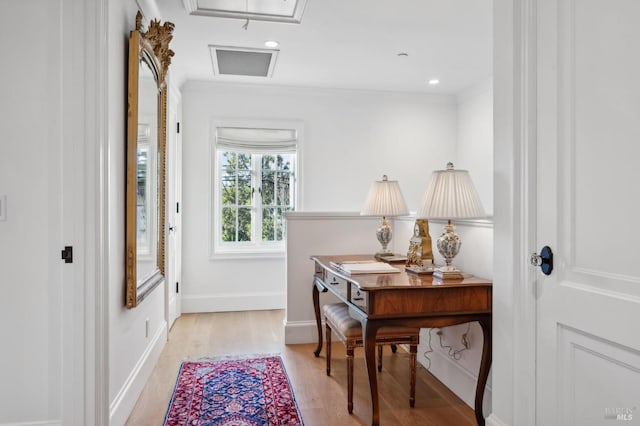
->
457, 78, 494, 215
107, 3, 169, 425
180, 82, 457, 313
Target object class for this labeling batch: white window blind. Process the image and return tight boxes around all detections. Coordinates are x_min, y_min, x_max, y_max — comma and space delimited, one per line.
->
216, 127, 297, 153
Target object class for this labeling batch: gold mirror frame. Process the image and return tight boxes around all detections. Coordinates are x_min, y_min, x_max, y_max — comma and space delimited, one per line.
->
126, 12, 174, 308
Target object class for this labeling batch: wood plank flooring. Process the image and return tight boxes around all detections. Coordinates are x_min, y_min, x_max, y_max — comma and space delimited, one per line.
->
126, 310, 476, 426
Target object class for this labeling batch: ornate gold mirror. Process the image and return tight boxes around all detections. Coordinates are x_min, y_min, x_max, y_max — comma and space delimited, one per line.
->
126, 12, 174, 308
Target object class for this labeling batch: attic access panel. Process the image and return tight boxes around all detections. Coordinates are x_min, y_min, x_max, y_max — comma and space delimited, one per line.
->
210, 46, 279, 78
183, 0, 308, 23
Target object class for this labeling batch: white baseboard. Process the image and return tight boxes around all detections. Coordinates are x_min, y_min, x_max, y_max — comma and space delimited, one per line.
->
182, 292, 285, 313
109, 321, 167, 426
284, 320, 320, 344
418, 345, 492, 412
486, 413, 508, 426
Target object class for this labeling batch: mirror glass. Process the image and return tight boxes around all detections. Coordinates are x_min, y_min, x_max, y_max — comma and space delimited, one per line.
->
136, 60, 158, 285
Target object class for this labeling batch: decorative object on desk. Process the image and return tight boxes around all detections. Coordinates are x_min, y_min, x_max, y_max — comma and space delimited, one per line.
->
360, 174, 409, 258
163, 355, 304, 426
418, 162, 485, 280
405, 219, 434, 274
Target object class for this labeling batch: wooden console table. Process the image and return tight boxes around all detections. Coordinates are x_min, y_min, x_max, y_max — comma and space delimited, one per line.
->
311, 254, 492, 426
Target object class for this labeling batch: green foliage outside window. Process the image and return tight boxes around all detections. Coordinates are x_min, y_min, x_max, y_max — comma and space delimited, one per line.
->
219, 151, 294, 245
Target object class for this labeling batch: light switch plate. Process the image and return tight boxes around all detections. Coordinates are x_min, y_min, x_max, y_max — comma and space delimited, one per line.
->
0, 195, 6, 221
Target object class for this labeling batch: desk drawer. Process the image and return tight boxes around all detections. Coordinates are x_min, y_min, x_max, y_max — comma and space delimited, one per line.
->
352, 287, 368, 311
324, 271, 368, 311
325, 271, 348, 299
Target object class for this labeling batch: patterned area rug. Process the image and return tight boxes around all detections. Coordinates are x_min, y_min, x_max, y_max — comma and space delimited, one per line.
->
163, 355, 304, 426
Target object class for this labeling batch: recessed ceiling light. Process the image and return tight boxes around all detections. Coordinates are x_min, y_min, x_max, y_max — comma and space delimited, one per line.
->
428, 79, 440, 85
264, 40, 279, 48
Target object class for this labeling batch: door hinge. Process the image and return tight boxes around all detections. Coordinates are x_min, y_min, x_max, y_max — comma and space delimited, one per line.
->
61, 246, 73, 263
176, 282, 179, 293
176, 202, 180, 213
177, 122, 180, 134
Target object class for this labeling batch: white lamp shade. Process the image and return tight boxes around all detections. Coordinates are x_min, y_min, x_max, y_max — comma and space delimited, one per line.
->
418, 163, 485, 219
361, 175, 409, 217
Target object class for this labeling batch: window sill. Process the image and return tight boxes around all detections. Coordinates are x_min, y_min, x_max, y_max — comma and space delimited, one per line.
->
209, 249, 285, 260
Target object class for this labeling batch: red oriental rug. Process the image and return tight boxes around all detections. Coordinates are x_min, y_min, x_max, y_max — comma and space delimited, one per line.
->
163, 355, 304, 426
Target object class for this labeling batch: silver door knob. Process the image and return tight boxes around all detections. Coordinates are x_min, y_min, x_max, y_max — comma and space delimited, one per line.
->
530, 246, 553, 275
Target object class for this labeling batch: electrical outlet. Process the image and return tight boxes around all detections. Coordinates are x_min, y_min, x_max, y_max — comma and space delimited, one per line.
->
0, 195, 6, 221
462, 333, 470, 349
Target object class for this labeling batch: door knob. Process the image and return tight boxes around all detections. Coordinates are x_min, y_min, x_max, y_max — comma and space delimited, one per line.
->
530, 246, 553, 275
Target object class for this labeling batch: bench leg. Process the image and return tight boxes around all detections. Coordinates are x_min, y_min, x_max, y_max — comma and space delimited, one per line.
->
347, 345, 354, 414
326, 322, 332, 376
409, 344, 417, 407
377, 345, 383, 372
347, 346, 353, 414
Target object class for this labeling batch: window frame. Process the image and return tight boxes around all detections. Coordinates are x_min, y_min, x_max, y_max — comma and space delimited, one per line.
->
210, 119, 303, 259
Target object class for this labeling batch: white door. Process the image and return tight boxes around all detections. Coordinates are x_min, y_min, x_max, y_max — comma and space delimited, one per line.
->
535, 1, 640, 425
0, 1, 85, 424
167, 92, 182, 329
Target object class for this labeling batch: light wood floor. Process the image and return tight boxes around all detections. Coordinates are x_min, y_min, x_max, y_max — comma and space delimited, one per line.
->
126, 310, 476, 426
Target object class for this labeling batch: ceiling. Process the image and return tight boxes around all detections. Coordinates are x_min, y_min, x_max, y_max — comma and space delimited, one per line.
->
154, 0, 492, 95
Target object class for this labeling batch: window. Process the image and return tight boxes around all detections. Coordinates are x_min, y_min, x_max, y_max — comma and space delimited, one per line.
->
212, 121, 301, 256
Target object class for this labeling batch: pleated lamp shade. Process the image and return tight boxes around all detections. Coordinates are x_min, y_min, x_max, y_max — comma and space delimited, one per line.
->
361, 175, 409, 217
419, 163, 485, 219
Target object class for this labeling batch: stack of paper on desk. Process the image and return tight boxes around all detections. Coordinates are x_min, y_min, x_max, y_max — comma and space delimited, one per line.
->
330, 261, 401, 274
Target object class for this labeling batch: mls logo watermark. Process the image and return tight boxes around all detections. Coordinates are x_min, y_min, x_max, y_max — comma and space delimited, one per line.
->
604, 407, 636, 421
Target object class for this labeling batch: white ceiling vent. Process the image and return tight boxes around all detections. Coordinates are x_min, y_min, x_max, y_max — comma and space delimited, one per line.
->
183, 0, 308, 24
210, 46, 279, 78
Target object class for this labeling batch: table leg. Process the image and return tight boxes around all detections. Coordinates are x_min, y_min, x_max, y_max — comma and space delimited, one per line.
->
362, 318, 382, 426
312, 282, 323, 357
475, 317, 493, 426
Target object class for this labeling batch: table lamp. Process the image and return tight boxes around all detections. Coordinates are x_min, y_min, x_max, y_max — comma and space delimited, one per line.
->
361, 175, 409, 258
418, 163, 485, 279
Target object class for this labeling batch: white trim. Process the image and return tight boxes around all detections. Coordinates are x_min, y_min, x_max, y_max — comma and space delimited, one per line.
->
0, 422, 61, 426
182, 292, 285, 313
286, 211, 370, 221
85, 0, 110, 424
209, 118, 303, 257
285, 211, 494, 228
183, 0, 308, 24
109, 321, 167, 426
209, 250, 285, 260
428, 218, 494, 228
486, 413, 510, 426
512, 0, 538, 425
182, 80, 456, 105
283, 320, 319, 344
494, 0, 538, 424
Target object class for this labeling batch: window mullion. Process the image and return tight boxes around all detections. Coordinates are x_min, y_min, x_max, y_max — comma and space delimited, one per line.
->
254, 155, 262, 244
234, 157, 240, 242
